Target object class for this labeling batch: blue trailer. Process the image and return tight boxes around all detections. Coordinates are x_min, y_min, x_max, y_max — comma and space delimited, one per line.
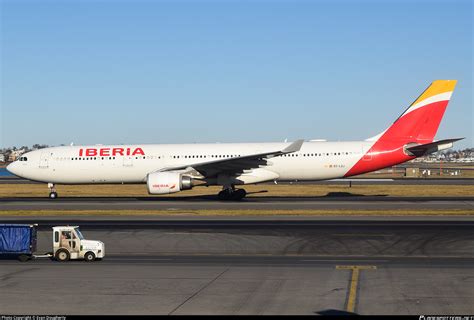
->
0, 224, 38, 261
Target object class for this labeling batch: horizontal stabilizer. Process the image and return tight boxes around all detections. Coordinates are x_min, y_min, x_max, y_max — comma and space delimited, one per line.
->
405, 138, 464, 157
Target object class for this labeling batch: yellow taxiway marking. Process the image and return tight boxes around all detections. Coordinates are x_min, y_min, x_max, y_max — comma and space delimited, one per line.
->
336, 265, 377, 313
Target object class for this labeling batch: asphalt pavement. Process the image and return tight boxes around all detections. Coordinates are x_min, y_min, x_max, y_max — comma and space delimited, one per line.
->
2, 195, 474, 211
0, 219, 473, 315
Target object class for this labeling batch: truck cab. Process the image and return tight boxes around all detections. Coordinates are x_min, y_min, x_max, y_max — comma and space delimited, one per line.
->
53, 226, 105, 262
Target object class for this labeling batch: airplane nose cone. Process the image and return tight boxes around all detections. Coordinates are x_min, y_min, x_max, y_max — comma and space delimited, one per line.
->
6, 162, 19, 176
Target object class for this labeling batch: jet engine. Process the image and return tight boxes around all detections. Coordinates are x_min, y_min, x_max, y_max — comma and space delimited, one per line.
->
146, 172, 193, 194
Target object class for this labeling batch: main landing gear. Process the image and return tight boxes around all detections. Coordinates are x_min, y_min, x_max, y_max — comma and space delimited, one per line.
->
217, 186, 247, 201
48, 183, 58, 199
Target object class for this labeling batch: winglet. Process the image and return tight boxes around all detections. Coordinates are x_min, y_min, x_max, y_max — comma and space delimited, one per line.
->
282, 139, 304, 153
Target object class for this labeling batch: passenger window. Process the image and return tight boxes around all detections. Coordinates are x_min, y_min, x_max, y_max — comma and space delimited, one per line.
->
54, 231, 59, 243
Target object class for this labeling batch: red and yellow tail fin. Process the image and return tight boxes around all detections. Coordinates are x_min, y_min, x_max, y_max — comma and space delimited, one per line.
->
346, 80, 457, 177
384, 80, 457, 143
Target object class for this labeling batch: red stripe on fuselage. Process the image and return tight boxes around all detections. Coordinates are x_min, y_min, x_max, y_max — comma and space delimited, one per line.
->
344, 100, 448, 177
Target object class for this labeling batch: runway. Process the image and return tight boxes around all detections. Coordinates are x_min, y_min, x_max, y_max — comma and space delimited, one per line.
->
2, 195, 473, 211
0, 219, 473, 315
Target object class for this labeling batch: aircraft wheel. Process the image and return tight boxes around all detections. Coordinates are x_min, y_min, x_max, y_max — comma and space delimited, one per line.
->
218, 189, 246, 201
232, 189, 247, 200
218, 190, 231, 201
49, 192, 58, 199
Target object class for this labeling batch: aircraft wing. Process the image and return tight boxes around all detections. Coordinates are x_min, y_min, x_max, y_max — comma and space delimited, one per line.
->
405, 138, 464, 157
157, 139, 304, 178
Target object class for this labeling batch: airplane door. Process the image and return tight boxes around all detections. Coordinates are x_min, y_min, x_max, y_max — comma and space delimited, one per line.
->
39, 152, 49, 168
123, 156, 133, 167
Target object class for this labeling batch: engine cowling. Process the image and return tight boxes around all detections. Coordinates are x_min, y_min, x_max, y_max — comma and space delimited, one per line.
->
146, 172, 193, 194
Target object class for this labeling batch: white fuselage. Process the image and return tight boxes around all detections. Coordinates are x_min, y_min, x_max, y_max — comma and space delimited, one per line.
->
9, 141, 374, 185
7, 80, 458, 192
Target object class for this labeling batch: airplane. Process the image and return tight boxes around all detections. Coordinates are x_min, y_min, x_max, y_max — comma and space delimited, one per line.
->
7, 80, 462, 200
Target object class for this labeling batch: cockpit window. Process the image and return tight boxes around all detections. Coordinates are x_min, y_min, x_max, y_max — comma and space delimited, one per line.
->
19, 157, 28, 161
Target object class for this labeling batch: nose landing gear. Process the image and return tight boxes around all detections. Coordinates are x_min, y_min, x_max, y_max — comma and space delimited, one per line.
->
48, 183, 58, 199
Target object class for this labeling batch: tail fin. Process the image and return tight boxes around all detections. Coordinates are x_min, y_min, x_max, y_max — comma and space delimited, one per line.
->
345, 80, 457, 177
370, 80, 457, 144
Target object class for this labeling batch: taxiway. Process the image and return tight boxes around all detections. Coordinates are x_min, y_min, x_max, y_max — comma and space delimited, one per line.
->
0, 219, 473, 315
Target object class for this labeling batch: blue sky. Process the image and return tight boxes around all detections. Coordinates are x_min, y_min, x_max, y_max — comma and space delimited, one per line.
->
1, 0, 472, 148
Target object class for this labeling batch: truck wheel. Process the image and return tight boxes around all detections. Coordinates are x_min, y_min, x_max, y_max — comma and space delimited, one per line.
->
84, 252, 95, 262
55, 249, 70, 262
18, 254, 30, 262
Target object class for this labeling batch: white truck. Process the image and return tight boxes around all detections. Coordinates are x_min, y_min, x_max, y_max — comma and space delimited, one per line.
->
1, 224, 105, 262
53, 226, 105, 262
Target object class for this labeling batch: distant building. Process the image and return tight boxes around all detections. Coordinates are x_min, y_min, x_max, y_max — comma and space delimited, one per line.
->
8, 149, 26, 162
0, 154, 5, 163
405, 167, 420, 177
